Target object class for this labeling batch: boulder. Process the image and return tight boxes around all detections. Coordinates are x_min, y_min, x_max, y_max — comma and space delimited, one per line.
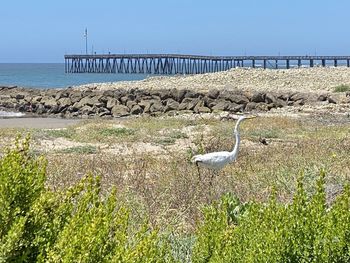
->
150, 101, 164, 112
245, 102, 257, 111
41, 97, 57, 107
251, 92, 265, 103
265, 93, 277, 104
126, 100, 137, 109
195, 106, 211, 113
111, 105, 130, 117
164, 99, 179, 112
211, 100, 231, 111
130, 105, 143, 115
171, 89, 186, 102
80, 105, 94, 115
58, 97, 72, 108
207, 89, 220, 99
106, 98, 119, 109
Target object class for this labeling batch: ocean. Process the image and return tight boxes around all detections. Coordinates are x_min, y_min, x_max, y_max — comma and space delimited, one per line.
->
0, 63, 151, 117
0, 63, 149, 89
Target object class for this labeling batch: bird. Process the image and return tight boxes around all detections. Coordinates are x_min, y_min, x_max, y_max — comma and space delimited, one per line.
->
191, 115, 256, 171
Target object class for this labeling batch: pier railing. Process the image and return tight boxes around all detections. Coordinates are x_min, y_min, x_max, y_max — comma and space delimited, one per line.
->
64, 54, 350, 74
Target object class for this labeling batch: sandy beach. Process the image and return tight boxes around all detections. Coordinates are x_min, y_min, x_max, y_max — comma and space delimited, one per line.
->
0, 117, 81, 129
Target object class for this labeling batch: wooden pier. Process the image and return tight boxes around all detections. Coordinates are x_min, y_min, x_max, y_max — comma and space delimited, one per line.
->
64, 54, 350, 74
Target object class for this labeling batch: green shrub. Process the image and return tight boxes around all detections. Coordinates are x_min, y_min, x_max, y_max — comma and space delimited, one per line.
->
0, 136, 174, 262
60, 145, 98, 154
192, 171, 350, 262
333, 84, 350, 93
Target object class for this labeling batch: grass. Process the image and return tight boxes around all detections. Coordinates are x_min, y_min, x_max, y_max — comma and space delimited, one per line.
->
1, 113, 350, 234
333, 84, 350, 92
59, 145, 98, 154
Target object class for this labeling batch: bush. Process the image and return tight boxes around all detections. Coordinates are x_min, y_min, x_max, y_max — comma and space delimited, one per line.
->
0, 136, 174, 262
192, 171, 350, 262
333, 84, 350, 93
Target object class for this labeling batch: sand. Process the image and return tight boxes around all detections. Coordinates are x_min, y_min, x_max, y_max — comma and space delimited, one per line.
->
74, 67, 350, 94
0, 118, 81, 129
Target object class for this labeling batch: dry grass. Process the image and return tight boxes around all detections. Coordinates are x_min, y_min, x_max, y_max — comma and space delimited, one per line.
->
1, 113, 350, 233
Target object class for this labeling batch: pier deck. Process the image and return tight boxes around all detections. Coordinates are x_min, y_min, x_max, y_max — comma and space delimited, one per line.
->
64, 54, 350, 74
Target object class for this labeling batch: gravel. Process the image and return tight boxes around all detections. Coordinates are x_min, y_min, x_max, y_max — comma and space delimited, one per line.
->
74, 67, 350, 94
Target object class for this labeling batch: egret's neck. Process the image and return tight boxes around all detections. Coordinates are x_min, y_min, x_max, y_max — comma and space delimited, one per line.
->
230, 118, 243, 160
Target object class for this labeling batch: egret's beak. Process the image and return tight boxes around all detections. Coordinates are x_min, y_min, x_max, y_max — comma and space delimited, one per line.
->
246, 115, 257, 119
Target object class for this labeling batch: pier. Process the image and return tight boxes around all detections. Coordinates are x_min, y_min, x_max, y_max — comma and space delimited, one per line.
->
64, 54, 350, 74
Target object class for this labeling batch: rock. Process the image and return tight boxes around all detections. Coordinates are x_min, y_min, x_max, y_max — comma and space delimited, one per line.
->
207, 89, 220, 99
211, 100, 231, 111
126, 100, 137, 109
55, 91, 69, 100
106, 98, 119, 109
150, 101, 164, 112
293, 99, 305, 106
120, 94, 135, 104
32, 96, 42, 103
58, 97, 72, 108
158, 90, 172, 100
41, 97, 57, 107
184, 90, 201, 99
255, 103, 270, 111
275, 98, 287, 108
195, 106, 211, 113
48, 105, 60, 114
245, 102, 257, 111
111, 105, 130, 117
164, 99, 179, 112
229, 103, 244, 112
130, 105, 143, 115
178, 102, 189, 111
69, 92, 82, 103
317, 94, 328, 101
15, 94, 25, 100
290, 93, 305, 102
220, 90, 249, 105
36, 104, 46, 114
171, 89, 186, 102
265, 93, 277, 104
80, 105, 94, 115
251, 92, 265, 103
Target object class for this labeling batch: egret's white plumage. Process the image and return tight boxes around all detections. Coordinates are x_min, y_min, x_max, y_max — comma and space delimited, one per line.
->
191, 115, 255, 170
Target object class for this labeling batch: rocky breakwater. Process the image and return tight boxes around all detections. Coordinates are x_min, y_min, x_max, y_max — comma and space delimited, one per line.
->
0, 85, 349, 118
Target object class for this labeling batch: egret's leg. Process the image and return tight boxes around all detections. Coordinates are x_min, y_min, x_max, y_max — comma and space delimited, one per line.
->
196, 162, 201, 181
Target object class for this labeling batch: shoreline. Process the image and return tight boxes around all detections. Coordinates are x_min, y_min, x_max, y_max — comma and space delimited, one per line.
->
0, 67, 350, 119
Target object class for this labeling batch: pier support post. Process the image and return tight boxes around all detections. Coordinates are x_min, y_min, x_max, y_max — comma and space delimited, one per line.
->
310, 59, 314, 67
252, 60, 255, 68
275, 60, 278, 69
322, 59, 326, 67
286, 59, 290, 69
263, 60, 266, 69
298, 59, 302, 67
347, 60, 350, 67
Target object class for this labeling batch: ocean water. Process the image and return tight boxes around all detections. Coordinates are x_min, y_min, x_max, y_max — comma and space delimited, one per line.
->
0, 63, 149, 89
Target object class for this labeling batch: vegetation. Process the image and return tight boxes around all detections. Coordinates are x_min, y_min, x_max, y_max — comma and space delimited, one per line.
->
0, 136, 172, 262
1, 113, 350, 262
333, 84, 350, 92
1, 135, 350, 262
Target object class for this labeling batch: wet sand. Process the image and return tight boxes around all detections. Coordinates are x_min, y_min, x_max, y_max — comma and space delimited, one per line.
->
0, 118, 81, 129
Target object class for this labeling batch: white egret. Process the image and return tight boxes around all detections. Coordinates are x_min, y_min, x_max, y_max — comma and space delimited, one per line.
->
191, 115, 256, 171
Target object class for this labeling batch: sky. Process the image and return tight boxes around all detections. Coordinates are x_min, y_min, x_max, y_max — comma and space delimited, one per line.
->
1, 0, 350, 62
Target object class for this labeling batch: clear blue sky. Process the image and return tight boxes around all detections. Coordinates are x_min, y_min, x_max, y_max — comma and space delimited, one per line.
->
1, 0, 349, 62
